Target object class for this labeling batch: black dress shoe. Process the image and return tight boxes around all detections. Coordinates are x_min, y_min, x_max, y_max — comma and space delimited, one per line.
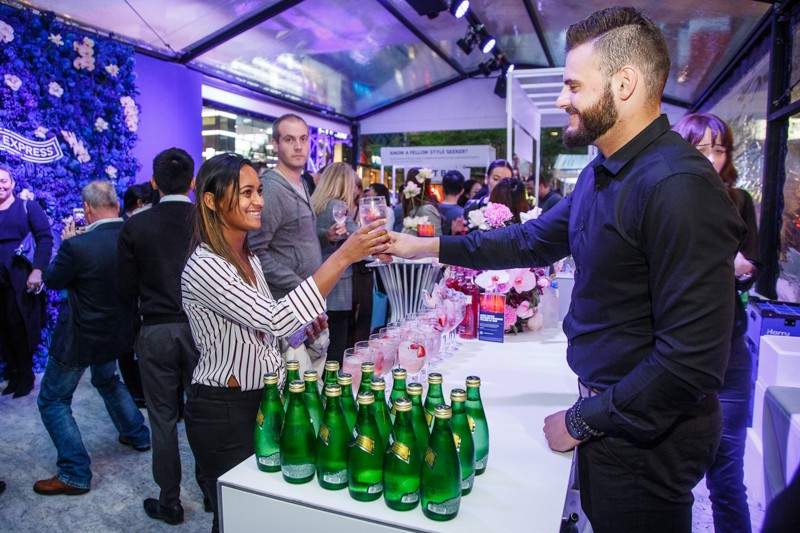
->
12, 381, 33, 399
144, 498, 184, 525
118, 435, 151, 452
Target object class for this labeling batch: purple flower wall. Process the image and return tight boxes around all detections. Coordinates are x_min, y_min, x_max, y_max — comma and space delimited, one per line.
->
0, 5, 139, 370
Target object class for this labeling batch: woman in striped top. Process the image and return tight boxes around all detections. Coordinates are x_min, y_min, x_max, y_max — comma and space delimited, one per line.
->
181, 153, 388, 532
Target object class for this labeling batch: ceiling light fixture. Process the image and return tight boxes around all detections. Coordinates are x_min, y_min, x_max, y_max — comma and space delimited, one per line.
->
450, 0, 469, 18
480, 33, 496, 54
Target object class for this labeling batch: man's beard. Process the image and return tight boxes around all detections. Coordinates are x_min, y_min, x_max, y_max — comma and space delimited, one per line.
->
563, 85, 618, 148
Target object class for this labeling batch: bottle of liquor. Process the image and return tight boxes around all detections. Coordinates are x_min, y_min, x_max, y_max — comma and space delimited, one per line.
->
282, 360, 301, 412
406, 382, 430, 453
348, 392, 384, 501
303, 370, 324, 436
389, 368, 408, 416
337, 373, 357, 434
383, 398, 421, 511
316, 384, 349, 490
358, 361, 375, 395
370, 377, 392, 445
424, 373, 446, 428
450, 388, 476, 495
254, 372, 284, 472
322, 360, 340, 406
280, 380, 316, 483
465, 375, 490, 474
421, 405, 461, 521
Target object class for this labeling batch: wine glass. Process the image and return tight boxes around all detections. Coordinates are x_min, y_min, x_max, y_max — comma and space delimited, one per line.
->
358, 196, 387, 227
332, 203, 348, 226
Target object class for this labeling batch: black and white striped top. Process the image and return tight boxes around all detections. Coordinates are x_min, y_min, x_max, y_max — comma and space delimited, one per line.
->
181, 244, 326, 391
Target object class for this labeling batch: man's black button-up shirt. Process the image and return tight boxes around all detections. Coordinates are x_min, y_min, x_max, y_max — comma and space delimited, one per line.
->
440, 115, 746, 443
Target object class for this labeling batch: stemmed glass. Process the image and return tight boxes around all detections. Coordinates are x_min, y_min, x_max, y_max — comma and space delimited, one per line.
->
358, 196, 387, 227
332, 203, 348, 226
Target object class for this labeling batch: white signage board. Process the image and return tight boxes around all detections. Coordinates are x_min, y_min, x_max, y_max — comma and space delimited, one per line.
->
379, 145, 496, 169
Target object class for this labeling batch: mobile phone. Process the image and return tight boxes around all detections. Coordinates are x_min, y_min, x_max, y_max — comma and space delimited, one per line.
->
72, 208, 86, 227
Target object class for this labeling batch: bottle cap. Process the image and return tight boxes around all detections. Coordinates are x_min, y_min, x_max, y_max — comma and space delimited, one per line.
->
434, 404, 452, 420
360, 361, 375, 372
303, 370, 318, 382
324, 384, 341, 397
466, 375, 481, 387
286, 360, 300, 371
427, 373, 443, 385
337, 373, 353, 386
324, 361, 340, 372
450, 388, 467, 402
357, 391, 375, 405
407, 382, 423, 396
393, 398, 412, 412
262, 372, 278, 386
288, 380, 305, 393
392, 368, 407, 380
370, 377, 386, 391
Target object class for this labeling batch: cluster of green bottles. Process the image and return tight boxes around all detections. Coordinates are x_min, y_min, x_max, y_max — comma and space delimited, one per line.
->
253, 360, 489, 522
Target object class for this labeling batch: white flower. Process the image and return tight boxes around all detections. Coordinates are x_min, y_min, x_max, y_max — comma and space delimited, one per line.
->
4, 74, 21, 91
120, 96, 139, 132
402, 215, 429, 229
520, 207, 541, 223
19, 188, 35, 201
94, 117, 109, 132
467, 208, 489, 230
104, 64, 120, 77
34, 126, 48, 139
417, 168, 433, 180
48, 81, 64, 98
0, 20, 13, 44
61, 130, 91, 163
48, 33, 64, 46
105, 165, 117, 179
72, 37, 96, 71
403, 181, 421, 199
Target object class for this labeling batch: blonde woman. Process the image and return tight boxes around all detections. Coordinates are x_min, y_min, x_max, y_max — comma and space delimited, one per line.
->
310, 162, 359, 363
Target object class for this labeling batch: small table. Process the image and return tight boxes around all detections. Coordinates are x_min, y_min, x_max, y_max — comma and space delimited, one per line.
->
367, 257, 444, 323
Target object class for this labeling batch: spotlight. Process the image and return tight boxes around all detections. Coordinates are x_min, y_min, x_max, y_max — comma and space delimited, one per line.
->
480, 34, 496, 54
405, 0, 448, 19
450, 0, 469, 18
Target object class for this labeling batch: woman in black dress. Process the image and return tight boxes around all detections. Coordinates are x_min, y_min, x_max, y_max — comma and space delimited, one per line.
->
0, 165, 53, 398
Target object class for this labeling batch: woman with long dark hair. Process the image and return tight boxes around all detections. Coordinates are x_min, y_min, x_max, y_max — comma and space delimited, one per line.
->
673, 112, 759, 533
181, 153, 388, 533
489, 177, 530, 224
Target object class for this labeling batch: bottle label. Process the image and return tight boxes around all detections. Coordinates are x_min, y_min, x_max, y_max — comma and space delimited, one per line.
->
391, 441, 412, 464
424, 410, 433, 426
476, 455, 488, 470
426, 497, 460, 516
400, 491, 419, 504
282, 463, 315, 479
257, 453, 280, 467
424, 448, 436, 469
318, 424, 330, 446
461, 472, 475, 491
256, 409, 264, 427
322, 470, 347, 484
453, 433, 461, 452
367, 481, 383, 494
467, 415, 476, 433
355, 434, 375, 455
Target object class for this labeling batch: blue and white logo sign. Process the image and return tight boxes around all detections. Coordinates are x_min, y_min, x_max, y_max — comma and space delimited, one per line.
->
0, 128, 63, 163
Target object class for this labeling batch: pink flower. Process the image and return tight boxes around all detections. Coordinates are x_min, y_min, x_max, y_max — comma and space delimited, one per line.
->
483, 202, 513, 228
475, 270, 510, 293
504, 305, 518, 331
509, 268, 537, 293
537, 276, 550, 289
516, 300, 534, 319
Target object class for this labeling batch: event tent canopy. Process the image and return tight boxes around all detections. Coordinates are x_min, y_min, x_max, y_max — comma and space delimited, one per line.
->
18, 0, 772, 121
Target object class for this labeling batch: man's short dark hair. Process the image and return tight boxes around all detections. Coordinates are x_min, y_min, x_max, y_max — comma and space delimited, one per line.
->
539, 173, 553, 187
272, 113, 308, 141
442, 170, 465, 196
153, 148, 194, 195
566, 7, 669, 103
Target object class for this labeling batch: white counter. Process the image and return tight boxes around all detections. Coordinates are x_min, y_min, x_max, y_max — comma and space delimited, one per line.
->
218, 328, 578, 532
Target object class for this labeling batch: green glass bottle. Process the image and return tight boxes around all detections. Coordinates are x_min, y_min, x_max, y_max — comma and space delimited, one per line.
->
406, 382, 430, 453
450, 388, 476, 495
337, 373, 357, 435
282, 360, 301, 412
421, 405, 461, 521
303, 370, 323, 436
253, 372, 284, 472
347, 392, 384, 501
280, 380, 316, 484
315, 384, 349, 490
358, 361, 375, 395
465, 375, 490, 475
383, 398, 421, 511
370, 377, 392, 445
322, 360, 340, 406
424, 373, 446, 428
389, 368, 408, 418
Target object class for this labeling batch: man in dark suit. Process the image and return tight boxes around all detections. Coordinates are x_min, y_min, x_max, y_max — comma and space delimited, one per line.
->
35, 181, 150, 496
117, 148, 199, 525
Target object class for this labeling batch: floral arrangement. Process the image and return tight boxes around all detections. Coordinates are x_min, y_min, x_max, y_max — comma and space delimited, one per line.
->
402, 214, 430, 231
468, 201, 513, 230
0, 5, 140, 371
